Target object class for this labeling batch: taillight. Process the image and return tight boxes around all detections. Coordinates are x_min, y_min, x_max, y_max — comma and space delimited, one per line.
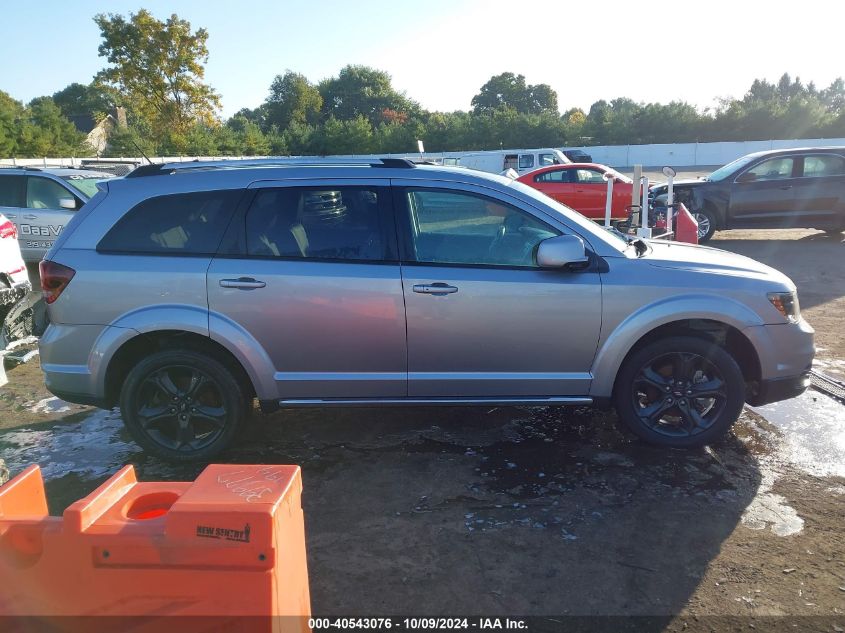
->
39, 260, 76, 304
0, 220, 17, 239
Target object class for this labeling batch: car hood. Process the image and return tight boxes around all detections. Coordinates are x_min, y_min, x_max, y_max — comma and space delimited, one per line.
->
641, 240, 793, 287
651, 178, 707, 191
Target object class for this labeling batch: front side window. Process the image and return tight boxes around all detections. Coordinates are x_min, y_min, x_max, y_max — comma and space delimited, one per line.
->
742, 157, 795, 181
519, 154, 535, 170
245, 187, 385, 261
539, 153, 557, 166
26, 177, 74, 209
404, 189, 558, 267
98, 189, 241, 254
802, 155, 845, 178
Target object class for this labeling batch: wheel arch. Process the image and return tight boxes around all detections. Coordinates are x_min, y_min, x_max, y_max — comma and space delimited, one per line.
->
590, 297, 764, 399
103, 330, 258, 408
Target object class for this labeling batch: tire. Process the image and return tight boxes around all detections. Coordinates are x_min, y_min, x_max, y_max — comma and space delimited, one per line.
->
613, 336, 745, 448
691, 207, 717, 242
119, 349, 248, 462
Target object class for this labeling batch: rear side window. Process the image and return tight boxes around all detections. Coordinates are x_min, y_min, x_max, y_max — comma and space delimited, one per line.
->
802, 155, 845, 177
98, 190, 241, 254
0, 175, 25, 207
244, 186, 386, 261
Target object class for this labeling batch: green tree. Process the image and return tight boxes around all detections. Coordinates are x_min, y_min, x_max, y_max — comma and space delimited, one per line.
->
319, 65, 415, 126
471, 72, 558, 115
0, 91, 24, 156
17, 98, 89, 157
94, 9, 221, 142
52, 82, 114, 118
264, 71, 322, 130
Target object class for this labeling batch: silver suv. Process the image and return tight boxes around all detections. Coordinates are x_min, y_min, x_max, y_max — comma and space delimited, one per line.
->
0, 167, 116, 262
38, 158, 814, 461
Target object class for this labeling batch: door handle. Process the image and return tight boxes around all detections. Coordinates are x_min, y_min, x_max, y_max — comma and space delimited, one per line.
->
23, 214, 37, 220
413, 283, 458, 295
779, 185, 793, 190
219, 277, 266, 290
5, 214, 15, 219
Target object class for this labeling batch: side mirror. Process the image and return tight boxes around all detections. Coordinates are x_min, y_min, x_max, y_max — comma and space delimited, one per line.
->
536, 235, 589, 268
58, 197, 76, 210
736, 172, 757, 184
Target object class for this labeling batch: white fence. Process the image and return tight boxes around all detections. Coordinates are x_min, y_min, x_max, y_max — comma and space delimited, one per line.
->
563, 138, 845, 168
4, 137, 845, 170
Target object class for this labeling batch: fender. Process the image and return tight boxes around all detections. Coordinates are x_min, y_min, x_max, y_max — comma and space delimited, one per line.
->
589, 294, 765, 398
90, 304, 276, 402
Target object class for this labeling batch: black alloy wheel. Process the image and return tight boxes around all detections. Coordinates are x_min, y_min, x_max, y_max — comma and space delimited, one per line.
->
120, 350, 247, 461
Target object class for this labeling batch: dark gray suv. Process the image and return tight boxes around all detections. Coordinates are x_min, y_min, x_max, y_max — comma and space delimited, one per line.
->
39, 158, 814, 461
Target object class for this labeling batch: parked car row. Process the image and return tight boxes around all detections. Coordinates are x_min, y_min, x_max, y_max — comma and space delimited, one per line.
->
0, 166, 117, 262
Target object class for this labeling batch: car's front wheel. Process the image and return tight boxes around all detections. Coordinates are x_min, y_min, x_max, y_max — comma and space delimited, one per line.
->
120, 350, 248, 461
691, 207, 717, 242
613, 336, 745, 448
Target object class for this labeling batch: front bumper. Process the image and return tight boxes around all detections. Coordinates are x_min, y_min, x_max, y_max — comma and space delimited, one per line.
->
747, 372, 811, 406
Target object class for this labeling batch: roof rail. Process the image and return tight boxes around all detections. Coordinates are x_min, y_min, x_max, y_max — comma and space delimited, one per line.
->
0, 165, 43, 171
124, 156, 416, 178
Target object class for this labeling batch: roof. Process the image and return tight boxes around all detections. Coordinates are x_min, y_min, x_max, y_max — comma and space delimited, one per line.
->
0, 166, 117, 178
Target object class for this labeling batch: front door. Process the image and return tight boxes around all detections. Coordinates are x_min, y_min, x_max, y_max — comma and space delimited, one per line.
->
394, 185, 602, 398
729, 156, 797, 226
207, 180, 407, 400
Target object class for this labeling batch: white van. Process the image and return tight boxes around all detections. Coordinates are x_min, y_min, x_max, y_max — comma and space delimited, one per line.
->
454, 148, 571, 175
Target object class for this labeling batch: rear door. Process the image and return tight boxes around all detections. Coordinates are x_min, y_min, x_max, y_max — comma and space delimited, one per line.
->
19, 176, 79, 261
530, 169, 575, 205
572, 168, 608, 218
728, 156, 797, 226
207, 179, 407, 401
790, 154, 845, 228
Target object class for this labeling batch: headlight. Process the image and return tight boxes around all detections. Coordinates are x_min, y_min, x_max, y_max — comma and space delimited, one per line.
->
767, 291, 801, 323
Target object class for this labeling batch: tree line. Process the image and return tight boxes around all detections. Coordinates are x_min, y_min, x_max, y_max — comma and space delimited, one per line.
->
2, 9, 845, 159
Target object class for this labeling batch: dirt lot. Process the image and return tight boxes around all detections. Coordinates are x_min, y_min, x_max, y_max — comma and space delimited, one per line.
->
1, 228, 843, 630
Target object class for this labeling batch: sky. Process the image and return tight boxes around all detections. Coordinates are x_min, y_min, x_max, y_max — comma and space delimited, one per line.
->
1, 0, 843, 118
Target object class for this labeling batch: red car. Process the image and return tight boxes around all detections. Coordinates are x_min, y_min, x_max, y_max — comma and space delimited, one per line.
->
516, 163, 635, 221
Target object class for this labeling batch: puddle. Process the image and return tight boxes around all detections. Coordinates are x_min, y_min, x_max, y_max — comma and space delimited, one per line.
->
749, 390, 845, 478
740, 455, 804, 537
0, 409, 136, 480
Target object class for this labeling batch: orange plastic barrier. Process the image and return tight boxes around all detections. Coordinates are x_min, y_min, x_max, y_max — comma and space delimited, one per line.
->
675, 203, 700, 245
0, 463, 310, 632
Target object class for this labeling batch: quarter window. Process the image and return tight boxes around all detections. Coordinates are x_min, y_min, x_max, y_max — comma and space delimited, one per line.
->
98, 190, 241, 254
404, 190, 558, 267
245, 187, 386, 261
802, 155, 845, 177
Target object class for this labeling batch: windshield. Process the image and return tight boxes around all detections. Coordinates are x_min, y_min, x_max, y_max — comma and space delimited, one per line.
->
506, 179, 630, 251
61, 175, 113, 198
706, 154, 762, 182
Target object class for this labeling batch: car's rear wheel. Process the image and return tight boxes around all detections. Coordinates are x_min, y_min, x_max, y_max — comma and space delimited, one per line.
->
613, 336, 745, 448
692, 208, 717, 242
120, 350, 248, 461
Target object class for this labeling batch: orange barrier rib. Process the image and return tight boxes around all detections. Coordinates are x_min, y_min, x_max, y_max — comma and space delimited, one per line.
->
0, 463, 310, 632
675, 203, 700, 245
